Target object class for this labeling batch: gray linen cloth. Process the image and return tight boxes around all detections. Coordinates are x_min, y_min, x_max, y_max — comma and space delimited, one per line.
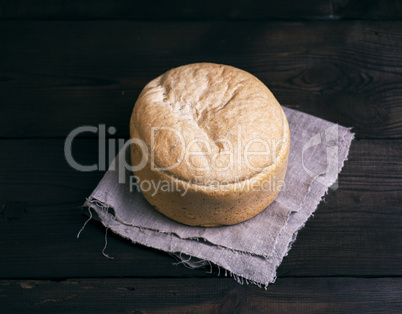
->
83, 107, 354, 287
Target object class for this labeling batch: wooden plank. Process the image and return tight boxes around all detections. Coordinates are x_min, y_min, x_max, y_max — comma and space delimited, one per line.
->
335, 0, 402, 20
1, 0, 402, 20
279, 139, 402, 276
0, 138, 401, 278
1, 277, 402, 313
1, 21, 402, 138
0, 139, 207, 278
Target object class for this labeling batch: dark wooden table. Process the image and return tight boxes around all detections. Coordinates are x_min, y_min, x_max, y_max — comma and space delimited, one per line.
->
1, 1, 402, 312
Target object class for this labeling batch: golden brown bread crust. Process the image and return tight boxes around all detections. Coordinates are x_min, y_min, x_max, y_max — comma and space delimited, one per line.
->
130, 63, 290, 226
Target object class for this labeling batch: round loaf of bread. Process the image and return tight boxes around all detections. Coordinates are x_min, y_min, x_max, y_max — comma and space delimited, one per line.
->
130, 63, 290, 226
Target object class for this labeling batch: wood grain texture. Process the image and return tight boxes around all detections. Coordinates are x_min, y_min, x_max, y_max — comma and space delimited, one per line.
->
1, 0, 402, 20
1, 2, 401, 310
1, 21, 402, 139
1, 277, 402, 313
0, 139, 401, 278
0, 139, 207, 278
